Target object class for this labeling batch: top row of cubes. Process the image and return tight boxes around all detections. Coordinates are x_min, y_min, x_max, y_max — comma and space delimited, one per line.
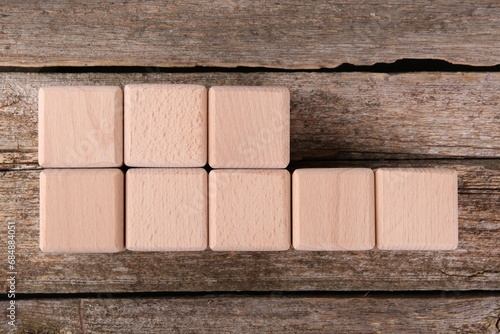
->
39, 85, 290, 168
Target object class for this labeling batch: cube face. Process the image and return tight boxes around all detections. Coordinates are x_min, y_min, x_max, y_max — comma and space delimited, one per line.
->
124, 84, 207, 167
293, 168, 375, 251
39, 169, 124, 253
209, 169, 291, 251
376, 168, 458, 250
38, 86, 123, 168
208, 86, 290, 168
126, 168, 208, 251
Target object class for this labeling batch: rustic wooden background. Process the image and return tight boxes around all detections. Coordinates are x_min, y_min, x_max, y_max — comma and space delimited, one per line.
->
0, 1, 499, 333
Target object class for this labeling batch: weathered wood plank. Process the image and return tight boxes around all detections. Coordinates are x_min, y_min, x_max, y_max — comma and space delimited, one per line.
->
1, 299, 81, 333
1, 160, 499, 294
1, 72, 499, 169
1, 1, 499, 68
1, 295, 499, 333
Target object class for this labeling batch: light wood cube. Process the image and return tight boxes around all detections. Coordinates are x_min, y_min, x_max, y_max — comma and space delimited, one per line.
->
38, 86, 123, 168
208, 86, 290, 168
124, 84, 207, 167
375, 168, 458, 250
40, 169, 124, 253
126, 168, 208, 251
209, 169, 291, 251
292, 168, 375, 251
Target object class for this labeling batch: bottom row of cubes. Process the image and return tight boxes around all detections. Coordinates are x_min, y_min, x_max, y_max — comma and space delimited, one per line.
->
39, 168, 458, 253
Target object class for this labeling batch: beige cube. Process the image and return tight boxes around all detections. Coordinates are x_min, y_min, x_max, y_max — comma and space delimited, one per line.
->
376, 168, 458, 250
126, 168, 208, 251
208, 86, 290, 168
38, 86, 123, 168
293, 168, 375, 251
124, 84, 207, 167
209, 169, 291, 251
40, 169, 124, 253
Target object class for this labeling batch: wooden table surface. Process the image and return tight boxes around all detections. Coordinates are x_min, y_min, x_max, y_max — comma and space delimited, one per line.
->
1, 1, 499, 333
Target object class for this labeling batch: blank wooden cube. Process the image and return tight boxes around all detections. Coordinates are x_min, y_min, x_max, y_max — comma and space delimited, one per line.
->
126, 168, 207, 251
40, 169, 124, 253
38, 86, 123, 168
292, 168, 375, 251
376, 168, 458, 250
124, 84, 207, 167
208, 86, 290, 168
209, 169, 290, 251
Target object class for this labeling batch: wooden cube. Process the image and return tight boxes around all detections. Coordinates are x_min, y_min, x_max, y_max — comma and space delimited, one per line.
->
126, 168, 207, 251
38, 86, 123, 168
375, 168, 458, 250
40, 169, 124, 253
292, 168, 375, 251
209, 169, 290, 251
208, 86, 290, 168
124, 84, 207, 167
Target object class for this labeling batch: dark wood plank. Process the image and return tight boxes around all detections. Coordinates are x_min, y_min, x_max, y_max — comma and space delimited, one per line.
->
1, 72, 499, 169
2, 295, 499, 333
1, 1, 499, 68
1, 159, 499, 294
1, 299, 81, 333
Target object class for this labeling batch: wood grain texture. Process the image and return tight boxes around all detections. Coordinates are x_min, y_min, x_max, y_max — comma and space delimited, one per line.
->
292, 168, 375, 251
209, 169, 291, 251
376, 168, 458, 250
124, 84, 207, 167
126, 168, 208, 251
1, 159, 499, 293
1, 1, 499, 68
2, 72, 499, 170
208, 86, 290, 168
1, 295, 499, 333
40, 169, 124, 253
38, 86, 123, 168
